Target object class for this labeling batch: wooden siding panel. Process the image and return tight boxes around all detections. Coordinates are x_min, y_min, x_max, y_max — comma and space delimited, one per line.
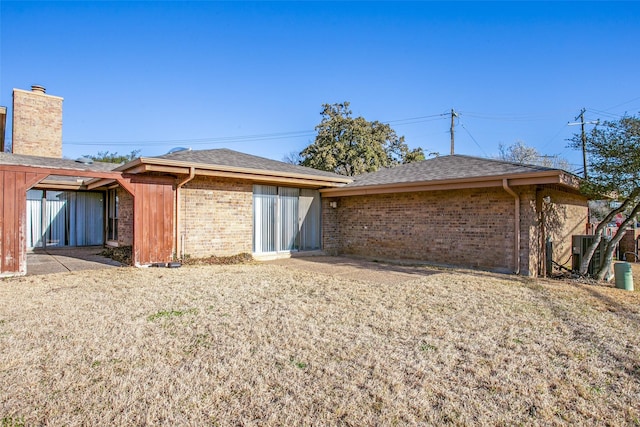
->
0, 172, 4, 273
163, 185, 174, 258
1, 171, 48, 276
132, 180, 174, 265
2, 172, 17, 273
154, 184, 163, 261
15, 172, 26, 274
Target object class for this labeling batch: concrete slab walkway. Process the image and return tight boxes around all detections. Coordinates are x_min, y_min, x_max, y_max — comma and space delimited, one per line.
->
27, 246, 122, 276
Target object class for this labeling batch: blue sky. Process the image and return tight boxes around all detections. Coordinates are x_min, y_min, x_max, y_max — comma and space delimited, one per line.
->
1, 1, 639, 173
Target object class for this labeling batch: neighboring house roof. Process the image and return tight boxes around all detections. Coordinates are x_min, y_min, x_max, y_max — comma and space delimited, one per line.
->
118, 148, 352, 187
321, 155, 581, 197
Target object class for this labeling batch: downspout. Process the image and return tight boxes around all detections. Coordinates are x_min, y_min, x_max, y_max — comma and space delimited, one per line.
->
175, 167, 195, 260
502, 179, 521, 274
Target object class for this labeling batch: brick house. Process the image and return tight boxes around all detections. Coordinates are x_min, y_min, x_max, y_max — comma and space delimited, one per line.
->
0, 85, 588, 277
321, 155, 588, 276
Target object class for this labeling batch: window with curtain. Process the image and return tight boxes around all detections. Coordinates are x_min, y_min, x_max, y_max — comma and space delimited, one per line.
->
25, 190, 104, 248
252, 185, 320, 254
107, 188, 118, 241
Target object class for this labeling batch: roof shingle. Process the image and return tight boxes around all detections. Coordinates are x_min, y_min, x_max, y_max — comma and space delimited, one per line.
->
344, 154, 559, 187
151, 148, 346, 179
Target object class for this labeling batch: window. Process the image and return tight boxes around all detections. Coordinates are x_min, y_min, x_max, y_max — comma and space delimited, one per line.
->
106, 188, 118, 242
252, 186, 320, 254
26, 190, 104, 248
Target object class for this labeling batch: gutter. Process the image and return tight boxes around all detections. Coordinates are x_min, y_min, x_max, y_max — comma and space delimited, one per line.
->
502, 179, 521, 274
321, 170, 569, 197
175, 167, 195, 260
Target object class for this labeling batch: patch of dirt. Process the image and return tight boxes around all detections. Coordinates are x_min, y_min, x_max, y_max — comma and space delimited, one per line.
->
99, 246, 132, 265
182, 252, 254, 265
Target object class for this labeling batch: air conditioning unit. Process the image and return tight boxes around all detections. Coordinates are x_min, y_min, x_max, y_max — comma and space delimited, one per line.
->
572, 235, 607, 275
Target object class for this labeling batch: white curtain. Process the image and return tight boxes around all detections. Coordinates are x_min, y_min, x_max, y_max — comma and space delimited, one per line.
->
27, 190, 44, 248
45, 192, 67, 247
299, 189, 321, 250
253, 185, 277, 253
73, 192, 104, 246
253, 186, 312, 254
26, 191, 104, 248
279, 187, 299, 251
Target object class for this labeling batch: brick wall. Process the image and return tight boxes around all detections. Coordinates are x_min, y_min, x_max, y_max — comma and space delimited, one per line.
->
323, 188, 517, 273
12, 87, 63, 158
117, 188, 134, 246
179, 176, 253, 257
536, 188, 589, 272
323, 185, 588, 276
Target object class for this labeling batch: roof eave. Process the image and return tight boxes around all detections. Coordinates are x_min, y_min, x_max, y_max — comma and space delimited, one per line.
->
320, 170, 579, 197
119, 157, 352, 187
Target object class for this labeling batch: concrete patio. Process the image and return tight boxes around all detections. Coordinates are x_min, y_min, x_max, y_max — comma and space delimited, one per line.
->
26, 246, 122, 276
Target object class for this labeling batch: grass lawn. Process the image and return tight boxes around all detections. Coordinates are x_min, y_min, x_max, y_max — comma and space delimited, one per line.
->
1, 261, 639, 425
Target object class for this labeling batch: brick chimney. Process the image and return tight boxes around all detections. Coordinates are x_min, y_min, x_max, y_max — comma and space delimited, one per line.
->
12, 85, 63, 158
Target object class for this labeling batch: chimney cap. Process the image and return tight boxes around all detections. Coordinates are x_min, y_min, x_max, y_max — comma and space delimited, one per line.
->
31, 85, 46, 94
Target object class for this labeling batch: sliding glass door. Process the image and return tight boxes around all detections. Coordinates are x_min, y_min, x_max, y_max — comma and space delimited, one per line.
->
252, 186, 320, 254
26, 190, 104, 248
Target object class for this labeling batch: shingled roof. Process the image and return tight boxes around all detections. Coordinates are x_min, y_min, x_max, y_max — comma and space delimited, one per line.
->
345, 155, 558, 187
113, 148, 351, 188
147, 148, 346, 179
321, 155, 579, 196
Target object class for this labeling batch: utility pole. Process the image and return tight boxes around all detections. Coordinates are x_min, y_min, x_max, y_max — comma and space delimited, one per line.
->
577, 108, 588, 180
568, 108, 599, 180
450, 109, 458, 155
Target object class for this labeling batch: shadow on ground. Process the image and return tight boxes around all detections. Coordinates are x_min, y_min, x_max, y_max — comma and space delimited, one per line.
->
27, 246, 122, 276
267, 256, 443, 285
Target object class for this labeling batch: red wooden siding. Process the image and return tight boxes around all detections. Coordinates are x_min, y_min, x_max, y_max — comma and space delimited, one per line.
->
0, 170, 47, 276
132, 177, 175, 265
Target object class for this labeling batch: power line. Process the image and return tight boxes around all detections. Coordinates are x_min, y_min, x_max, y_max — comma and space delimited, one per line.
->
602, 96, 640, 111
62, 103, 636, 150
458, 120, 488, 157
65, 112, 450, 146
587, 108, 628, 120
458, 111, 561, 122
385, 113, 448, 124
66, 130, 318, 146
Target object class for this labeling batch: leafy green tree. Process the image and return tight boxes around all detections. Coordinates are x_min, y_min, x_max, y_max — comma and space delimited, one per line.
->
568, 115, 640, 280
84, 149, 141, 164
299, 102, 425, 176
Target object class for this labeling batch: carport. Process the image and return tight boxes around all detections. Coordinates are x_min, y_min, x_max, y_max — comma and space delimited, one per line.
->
0, 159, 135, 277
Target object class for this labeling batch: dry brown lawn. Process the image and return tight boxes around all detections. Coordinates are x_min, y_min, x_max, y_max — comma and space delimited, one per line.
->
1, 260, 639, 426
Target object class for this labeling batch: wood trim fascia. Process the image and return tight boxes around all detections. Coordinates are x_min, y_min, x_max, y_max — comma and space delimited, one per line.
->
194, 168, 345, 188
121, 158, 352, 185
86, 178, 117, 190
320, 171, 571, 197
0, 164, 124, 180
32, 182, 86, 191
